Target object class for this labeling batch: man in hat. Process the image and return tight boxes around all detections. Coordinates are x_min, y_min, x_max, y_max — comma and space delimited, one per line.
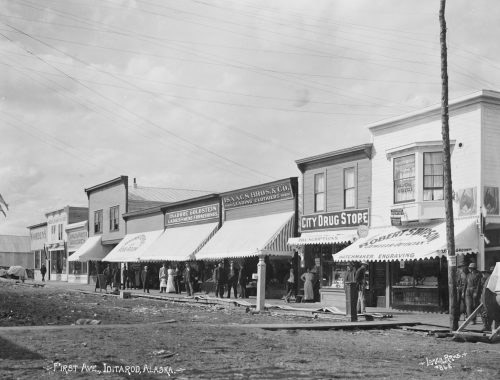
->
480, 266, 494, 331
456, 264, 468, 320
465, 262, 482, 324
355, 262, 368, 314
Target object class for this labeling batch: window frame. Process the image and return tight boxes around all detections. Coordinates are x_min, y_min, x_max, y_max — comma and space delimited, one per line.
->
423, 152, 444, 201
94, 209, 103, 234
314, 172, 326, 212
393, 154, 416, 204
109, 205, 120, 232
343, 167, 356, 209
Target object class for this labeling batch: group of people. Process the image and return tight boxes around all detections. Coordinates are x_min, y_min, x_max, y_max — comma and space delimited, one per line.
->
457, 262, 495, 330
213, 262, 245, 298
158, 263, 197, 296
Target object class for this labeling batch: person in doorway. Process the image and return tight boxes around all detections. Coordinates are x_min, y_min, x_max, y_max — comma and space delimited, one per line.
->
300, 267, 315, 302
457, 264, 468, 320
355, 262, 368, 313
103, 264, 112, 291
184, 264, 195, 296
214, 262, 227, 298
121, 264, 128, 290
438, 257, 449, 313
344, 263, 355, 283
40, 264, 47, 282
238, 264, 247, 299
285, 267, 295, 303
141, 265, 150, 293
159, 263, 168, 293
465, 262, 482, 324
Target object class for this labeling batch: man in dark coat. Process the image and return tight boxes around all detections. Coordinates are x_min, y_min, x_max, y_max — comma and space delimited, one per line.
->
465, 262, 482, 323
457, 264, 468, 320
214, 262, 227, 298
141, 265, 150, 293
183, 264, 195, 296
227, 266, 239, 299
238, 264, 247, 299
40, 264, 47, 282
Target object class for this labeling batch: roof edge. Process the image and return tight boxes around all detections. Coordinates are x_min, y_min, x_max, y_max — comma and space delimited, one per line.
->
85, 175, 128, 194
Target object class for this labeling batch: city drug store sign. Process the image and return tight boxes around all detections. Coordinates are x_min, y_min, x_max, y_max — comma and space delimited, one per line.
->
301, 209, 369, 231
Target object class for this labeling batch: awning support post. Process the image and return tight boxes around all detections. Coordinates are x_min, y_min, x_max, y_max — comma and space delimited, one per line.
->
256, 255, 266, 312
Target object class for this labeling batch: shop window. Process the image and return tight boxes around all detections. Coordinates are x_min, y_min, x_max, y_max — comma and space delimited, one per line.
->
109, 205, 120, 232
50, 250, 66, 274
423, 152, 444, 201
94, 210, 103, 234
34, 250, 41, 269
394, 154, 415, 203
344, 167, 356, 209
69, 258, 87, 275
314, 173, 325, 212
51, 225, 56, 239
319, 244, 349, 289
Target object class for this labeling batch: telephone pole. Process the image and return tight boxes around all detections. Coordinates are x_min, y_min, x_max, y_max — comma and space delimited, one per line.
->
439, 0, 458, 331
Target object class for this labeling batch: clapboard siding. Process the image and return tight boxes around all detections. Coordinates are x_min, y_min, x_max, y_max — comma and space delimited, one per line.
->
482, 103, 500, 195
302, 158, 371, 215
370, 104, 481, 227
126, 212, 165, 234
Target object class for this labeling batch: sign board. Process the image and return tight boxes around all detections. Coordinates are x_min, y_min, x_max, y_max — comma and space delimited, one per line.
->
448, 256, 457, 267
67, 229, 88, 251
301, 209, 369, 231
166, 204, 219, 226
223, 179, 294, 209
390, 208, 405, 226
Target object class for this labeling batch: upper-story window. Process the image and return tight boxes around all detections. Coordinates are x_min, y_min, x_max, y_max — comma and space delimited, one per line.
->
423, 152, 444, 201
57, 223, 63, 241
344, 167, 356, 209
394, 154, 415, 203
109, 206, 120, 232
51, 225, 56, 239
94, 210, 103, 234
314, 173, 325, 212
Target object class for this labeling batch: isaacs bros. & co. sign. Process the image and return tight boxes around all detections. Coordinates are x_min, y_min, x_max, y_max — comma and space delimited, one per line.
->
301, 209, 369, 231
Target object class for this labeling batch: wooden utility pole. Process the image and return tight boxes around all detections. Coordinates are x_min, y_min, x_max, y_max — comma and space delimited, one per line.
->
439, 0, 458, 331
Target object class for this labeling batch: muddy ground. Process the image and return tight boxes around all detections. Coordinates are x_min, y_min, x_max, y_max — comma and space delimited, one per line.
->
0, 279, 499, 379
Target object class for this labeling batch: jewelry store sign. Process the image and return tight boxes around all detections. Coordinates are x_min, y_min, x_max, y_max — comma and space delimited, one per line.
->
166, 204, 220, 225
223, 180, 294, 209
301, 209, 369, 231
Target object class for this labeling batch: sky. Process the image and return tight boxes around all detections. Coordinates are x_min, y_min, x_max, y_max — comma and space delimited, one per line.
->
1, 0, 500, 235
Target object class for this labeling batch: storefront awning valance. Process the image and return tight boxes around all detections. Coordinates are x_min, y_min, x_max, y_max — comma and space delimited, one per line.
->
45, 242, 64, 251
333, 217, 479, 263
102, 230, 163, 263
195, 212, 295, 260
68, 236, 111, 262
139, 222, 219, 262
288, 229, 358, 246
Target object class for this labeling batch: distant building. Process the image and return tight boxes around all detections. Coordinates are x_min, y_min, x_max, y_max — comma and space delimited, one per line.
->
0, 234, 31, 269
27, 221, 47, 281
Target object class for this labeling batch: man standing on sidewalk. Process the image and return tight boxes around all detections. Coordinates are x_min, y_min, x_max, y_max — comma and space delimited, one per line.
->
465, 262, 482, 324
355, 262, 368, 314
214, 262, 226, 298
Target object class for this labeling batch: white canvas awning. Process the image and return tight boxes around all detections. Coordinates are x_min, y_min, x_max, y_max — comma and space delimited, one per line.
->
333, 217, 479, 262
68, 236, 110, 262
139, 222, 219, 262
102, 230, 163, 263
195, 212, 295, 260
288, 229, 358, 246
487, 262, 500, 293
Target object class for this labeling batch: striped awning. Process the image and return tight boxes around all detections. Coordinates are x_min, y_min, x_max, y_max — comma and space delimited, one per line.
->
195, 212, 295, 260
333, 217, 479, 262
288, 230, 358, 246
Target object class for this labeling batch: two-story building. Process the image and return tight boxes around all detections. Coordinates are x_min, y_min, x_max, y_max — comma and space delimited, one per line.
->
288, 144, 372, 306
75, 175, 211, 284
44, 206, 88, 281
334, 89, 500, 312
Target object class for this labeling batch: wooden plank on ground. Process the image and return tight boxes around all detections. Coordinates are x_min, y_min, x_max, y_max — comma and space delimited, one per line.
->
235, 321, 419, 331
456, 303, 483, 332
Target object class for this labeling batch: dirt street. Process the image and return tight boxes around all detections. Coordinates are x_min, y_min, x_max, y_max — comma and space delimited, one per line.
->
1, 279, 499, 379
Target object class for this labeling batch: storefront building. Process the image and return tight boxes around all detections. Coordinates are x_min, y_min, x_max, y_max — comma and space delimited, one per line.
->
102, 194, 221, 290
84, 176, 210, 283
66, 221, 90, 283
289, 145, 372, 306
45, 206, 88, 281
195, 178, 298, 311
27, 222, 47, 281
334, 90, 500, 312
